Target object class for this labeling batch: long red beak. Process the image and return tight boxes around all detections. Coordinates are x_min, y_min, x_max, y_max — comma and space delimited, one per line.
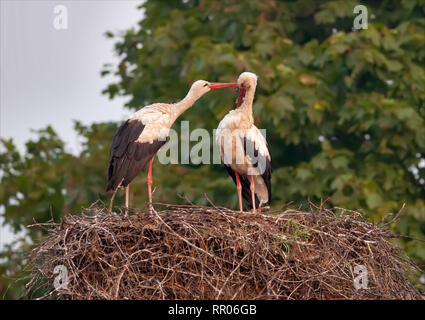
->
236, 87, 246, 108
209, 82, 238, 90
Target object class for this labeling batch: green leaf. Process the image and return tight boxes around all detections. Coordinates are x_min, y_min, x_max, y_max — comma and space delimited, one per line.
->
332, 156, 349, 169
366, 193, 383, 209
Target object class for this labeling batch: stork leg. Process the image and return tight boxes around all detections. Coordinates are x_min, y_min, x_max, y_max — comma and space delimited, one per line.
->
125, 185, 130, 216
147, 158, 153, 214
249, 175, 256, 212
108, 187, 119, 214
108, 178, 123, 214
234, 171, 243, 212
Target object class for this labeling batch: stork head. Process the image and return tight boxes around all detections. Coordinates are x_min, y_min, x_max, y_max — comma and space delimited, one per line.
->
236, 72, 257, 108
189, 80, 238, 99
238, 72, 258, 88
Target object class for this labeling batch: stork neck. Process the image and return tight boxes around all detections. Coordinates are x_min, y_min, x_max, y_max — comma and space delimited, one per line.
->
174, 90, 198, 117
241, 86, 256, 116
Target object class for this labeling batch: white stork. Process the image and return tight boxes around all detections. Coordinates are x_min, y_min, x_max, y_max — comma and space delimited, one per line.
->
107, 80, 238, 214
216, 72, 272, 212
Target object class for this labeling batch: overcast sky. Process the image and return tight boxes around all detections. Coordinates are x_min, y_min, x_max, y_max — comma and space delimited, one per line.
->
0, 0, 143, 248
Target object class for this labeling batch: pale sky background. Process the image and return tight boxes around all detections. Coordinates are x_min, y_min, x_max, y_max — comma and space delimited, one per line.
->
0, 0, 144, 248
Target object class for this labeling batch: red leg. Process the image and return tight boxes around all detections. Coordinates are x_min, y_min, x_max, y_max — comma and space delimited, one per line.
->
125, 184, 130, 216
235, 172, 243, 212
147, 158, 153, 213
108, 187, 119, 214
249, 175, 256, 212
109, 178, 123, 214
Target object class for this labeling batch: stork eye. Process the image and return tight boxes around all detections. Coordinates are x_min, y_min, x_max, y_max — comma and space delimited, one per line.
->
203, 83, 209, 87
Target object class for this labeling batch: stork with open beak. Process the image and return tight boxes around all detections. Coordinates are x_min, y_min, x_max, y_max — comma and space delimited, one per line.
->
216, 72, 272, 212
107, 80, 238, 214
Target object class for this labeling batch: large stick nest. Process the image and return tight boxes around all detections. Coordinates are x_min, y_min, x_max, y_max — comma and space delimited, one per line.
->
27, 203, 423, 300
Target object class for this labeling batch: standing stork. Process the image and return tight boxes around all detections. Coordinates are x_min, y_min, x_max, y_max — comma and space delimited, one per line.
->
107, 80, 238, 214
216, 72, 272, 212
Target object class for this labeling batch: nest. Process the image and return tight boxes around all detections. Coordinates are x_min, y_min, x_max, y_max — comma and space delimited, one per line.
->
27, 203, 423, 300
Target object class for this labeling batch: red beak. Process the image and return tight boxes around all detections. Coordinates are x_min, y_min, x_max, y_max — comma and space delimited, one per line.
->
236, 87, 246, 108
208, 82, 238, 90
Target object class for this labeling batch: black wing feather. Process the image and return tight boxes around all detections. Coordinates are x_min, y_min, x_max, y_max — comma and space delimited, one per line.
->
106, 119, 166, 191
262, 157, 272, 205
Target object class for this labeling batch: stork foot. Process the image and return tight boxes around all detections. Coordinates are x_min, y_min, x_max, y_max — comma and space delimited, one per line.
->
256, 206, 270, 213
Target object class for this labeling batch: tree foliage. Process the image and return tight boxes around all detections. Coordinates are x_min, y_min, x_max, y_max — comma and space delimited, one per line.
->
1, 0, 425, 298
